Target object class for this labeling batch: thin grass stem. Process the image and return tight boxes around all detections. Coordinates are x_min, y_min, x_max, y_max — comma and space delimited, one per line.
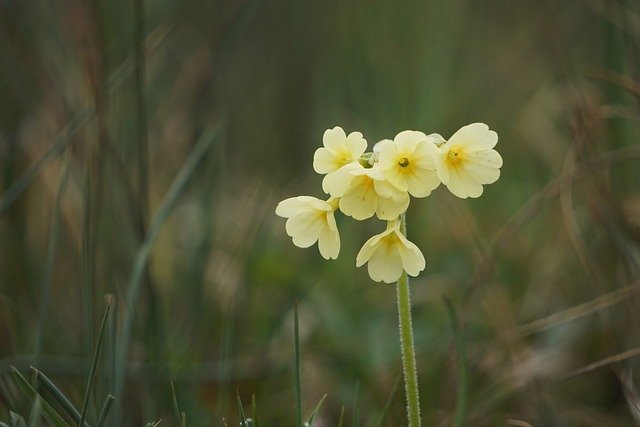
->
96, 395, 115, 427
171, 382, 181, 427
352, 381, 360, 427
294, 301, 303, 427
444, 298, 468, 427
27, 396, 42, 427
34, 151, 71, 379
376, 375, 401, 427
78, 297, 112, 426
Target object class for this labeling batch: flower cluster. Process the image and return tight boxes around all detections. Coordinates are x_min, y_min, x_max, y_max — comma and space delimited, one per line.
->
276, 123, 502, 283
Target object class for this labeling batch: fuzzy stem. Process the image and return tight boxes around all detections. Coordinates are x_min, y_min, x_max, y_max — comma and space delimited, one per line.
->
397, 214, 421, 427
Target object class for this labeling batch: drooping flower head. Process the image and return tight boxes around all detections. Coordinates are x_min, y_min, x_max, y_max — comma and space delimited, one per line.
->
435, 123, 502, 199
313, 126, 367, 194
377, 131, 441, 198
356, 218, 426, 283
276, 123, 502, 281
275, 196, 340, 260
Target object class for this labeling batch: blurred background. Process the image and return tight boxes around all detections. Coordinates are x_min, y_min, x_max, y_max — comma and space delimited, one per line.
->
1, 0, 640, 425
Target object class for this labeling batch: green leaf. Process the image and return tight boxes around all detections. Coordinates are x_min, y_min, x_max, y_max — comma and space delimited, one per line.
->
305, 394, 327, 426
10, 367, 70, 427
79, 297, 113, 426
444, 298, 469, 427
294, 301, 302, 427
376, 375, 401, 427
31, 368, 86, 426
171, 382, 182, 427
26, 397, 42, 427
96, 395, 116, 427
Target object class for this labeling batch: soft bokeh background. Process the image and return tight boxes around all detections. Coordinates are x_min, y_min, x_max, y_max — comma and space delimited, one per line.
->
1, 0, 640, 425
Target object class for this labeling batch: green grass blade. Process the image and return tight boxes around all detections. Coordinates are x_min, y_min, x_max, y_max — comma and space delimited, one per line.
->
10, 366, 70, 427
34, 151, 71, 381
305, 393, 327, 426
444, 298, 468, 427
96, 394, 115, 427
171, 382, 182, 427
351, 381, 360, 427
337, 406, 345, 427
115, 123, 219, 401
26, 396, 42, 427
236, 390, 247, 426
376, 375, 401, 427
251, 394, 258, 427
78, 296, 113, 427
31, 368, 87, 426
294, 301, 302, 427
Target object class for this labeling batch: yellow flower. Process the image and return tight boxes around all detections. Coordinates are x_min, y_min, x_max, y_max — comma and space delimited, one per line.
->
377, 131, 441, 198
328, 163, 410, 221
275, 196, 340, 260
356, 219, 425, 283
435, 123, 502, 199
313, 126, 367, 193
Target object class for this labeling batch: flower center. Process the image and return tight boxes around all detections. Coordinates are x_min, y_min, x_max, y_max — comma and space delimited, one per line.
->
446, 149, 463, 167
398, 157, 410, 168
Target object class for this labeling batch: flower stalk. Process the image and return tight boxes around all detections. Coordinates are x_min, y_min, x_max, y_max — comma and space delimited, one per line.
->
396, 215, 421, 427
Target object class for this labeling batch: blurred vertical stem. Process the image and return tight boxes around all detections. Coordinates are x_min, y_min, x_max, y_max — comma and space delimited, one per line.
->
34, 151, 71, 377
397, 214, 421, 427
134, 0, 148, 217
115, 122, 218, 404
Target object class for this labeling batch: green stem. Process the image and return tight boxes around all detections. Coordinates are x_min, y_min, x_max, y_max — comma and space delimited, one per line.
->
397, 216, 421, 427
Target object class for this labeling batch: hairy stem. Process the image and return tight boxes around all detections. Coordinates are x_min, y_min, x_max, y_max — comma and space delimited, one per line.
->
396, 215, 421, 427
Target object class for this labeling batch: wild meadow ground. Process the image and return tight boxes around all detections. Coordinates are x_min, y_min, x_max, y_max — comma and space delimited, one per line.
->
1, 1, 640, 426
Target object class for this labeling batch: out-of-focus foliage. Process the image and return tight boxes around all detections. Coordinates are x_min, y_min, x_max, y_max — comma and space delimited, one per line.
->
1, 0, 640, 425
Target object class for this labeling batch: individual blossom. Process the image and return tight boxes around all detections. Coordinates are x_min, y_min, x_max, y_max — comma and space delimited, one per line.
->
328, 163, 410, 221
377, 131, 441, 198
313, 126, 367, 194
434, 123, 502, 199
275, 196, 340, 260
356, 218, 425, 283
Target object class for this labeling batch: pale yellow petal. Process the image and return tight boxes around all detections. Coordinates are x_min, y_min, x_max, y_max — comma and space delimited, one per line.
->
373, 179, 406, 202
448, 123, 497, 151
276, 196, 329, 218
377, 141, 408, 191
355, 230, 391, 267
286, 211, 324, 247
313, 147, 340, 174
339, 177, 377, 220
376, 194, 409, 220
393, 130, 425, 154
367, 239, 404, 283
434, 148, 451, 184
326, 163, 361, 197
446, 168, 484, 199
345, 131, 367, 158
406, 167, 440, 198
396, 232, 426, 276
377, 140, 400, 170
322, 126, 348, 152
412, 139, 438, 169
425, 133, 445, 145
317, 212, 340, 259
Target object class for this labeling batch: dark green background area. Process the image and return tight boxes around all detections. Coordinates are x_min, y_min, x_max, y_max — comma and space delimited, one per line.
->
1, 0, 640, 425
